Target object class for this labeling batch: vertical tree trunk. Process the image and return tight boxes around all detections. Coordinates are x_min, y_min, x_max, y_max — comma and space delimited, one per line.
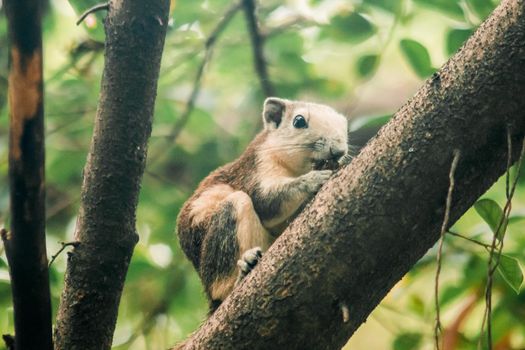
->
54, 1, 170, 349
2, 0, 53, 349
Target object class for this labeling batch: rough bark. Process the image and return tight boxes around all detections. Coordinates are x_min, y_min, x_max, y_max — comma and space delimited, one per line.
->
175, 0, 525, 349
54, 1, 170, 349
2, 0, 53, 349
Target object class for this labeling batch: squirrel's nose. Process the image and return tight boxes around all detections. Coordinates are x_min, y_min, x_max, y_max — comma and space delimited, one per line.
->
329, 147, 345, 161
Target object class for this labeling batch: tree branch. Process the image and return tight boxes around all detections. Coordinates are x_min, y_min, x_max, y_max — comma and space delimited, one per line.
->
168, 2, 242, 143
172, 0, 525, 348
54, 1, 170, 349
242, 0, 276, 97
3, 0, 53, 348
148, 1, 242, 165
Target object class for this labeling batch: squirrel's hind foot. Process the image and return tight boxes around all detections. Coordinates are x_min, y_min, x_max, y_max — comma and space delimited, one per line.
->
236, 247, 263, 283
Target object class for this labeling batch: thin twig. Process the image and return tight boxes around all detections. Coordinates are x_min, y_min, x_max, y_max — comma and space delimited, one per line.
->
479, 131, 525, 350
370, 312, 399, 334
480, 131, 511, 350
148, 1, 242, 166
242, 0, 276, 98
262, 16, 316, 38
76, 3, 109, 26
434, 149, 461, 350
48, 241, 80, 267
46, 107, 97, 119
167, 1, 242, 142
0, 228, 8, 242
46, 111, 94, 137
145, 170, 184, 189
447, 230, 492, 249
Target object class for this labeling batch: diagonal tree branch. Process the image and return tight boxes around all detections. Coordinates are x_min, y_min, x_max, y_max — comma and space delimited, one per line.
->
242, 0, 276, 98
173, 0, 525, 348
2, 0, 53, 348
148, 1, 242, 166
54, 1, 170, 349
164, 1, 243, 144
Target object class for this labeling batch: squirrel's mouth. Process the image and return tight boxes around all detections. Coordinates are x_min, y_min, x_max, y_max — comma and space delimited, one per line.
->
312, 158, 340, 171
311, 147, 348, 170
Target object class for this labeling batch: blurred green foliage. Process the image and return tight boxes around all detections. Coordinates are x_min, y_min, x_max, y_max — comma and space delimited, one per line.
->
0, 0, 523, 349
399, 38, 435, 78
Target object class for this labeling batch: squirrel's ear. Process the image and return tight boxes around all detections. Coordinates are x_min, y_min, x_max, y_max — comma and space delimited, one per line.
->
262, 97, 286, 129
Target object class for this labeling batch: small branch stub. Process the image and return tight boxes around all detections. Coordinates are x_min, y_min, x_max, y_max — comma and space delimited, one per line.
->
0, 228, 8, 241
2, 334, 15, 350
48, 241, 80, 267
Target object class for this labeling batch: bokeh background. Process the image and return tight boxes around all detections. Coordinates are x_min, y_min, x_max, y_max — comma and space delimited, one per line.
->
0, 0, 524, 349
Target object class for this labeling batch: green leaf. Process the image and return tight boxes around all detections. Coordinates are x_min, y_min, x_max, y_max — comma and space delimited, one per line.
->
440, 285, 466, 307
356, 54, 379, 78
304, 78, 346, 98
185, 107, 217, 138
466, 0, 496, 19
497, 255, 523, 294
393, 332, 422, 350
412, 0, 465, 20
267, 32, 304, 55
322, 12, 376, 43
363, 0, 401, 13
127, 251, 158, 282
399, 39, 434, 78
446, 28, 474, 56
407, 295, 425, 316
489, 306, 517, 342
508, 215, 525, 226
474, 198, 508, 241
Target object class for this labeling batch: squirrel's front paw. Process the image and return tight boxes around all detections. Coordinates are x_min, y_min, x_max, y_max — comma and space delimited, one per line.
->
236, 247, 263, 283
300, 169, 333, 193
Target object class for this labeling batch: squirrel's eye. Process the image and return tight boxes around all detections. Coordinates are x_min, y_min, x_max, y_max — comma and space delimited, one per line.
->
292, 115, 308, 129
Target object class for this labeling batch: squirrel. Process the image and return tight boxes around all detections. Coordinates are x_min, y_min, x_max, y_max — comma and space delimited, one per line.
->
176, 97, 349, 312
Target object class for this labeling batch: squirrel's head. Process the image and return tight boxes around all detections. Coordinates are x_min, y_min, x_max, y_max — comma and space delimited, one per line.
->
260, 97, 348, 174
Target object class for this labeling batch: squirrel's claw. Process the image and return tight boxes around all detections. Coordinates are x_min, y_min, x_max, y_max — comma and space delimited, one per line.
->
236, 247, 263, 283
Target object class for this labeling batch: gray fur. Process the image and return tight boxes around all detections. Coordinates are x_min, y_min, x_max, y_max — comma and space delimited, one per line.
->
199, 202, 239, 306
251, 170, 332, 222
